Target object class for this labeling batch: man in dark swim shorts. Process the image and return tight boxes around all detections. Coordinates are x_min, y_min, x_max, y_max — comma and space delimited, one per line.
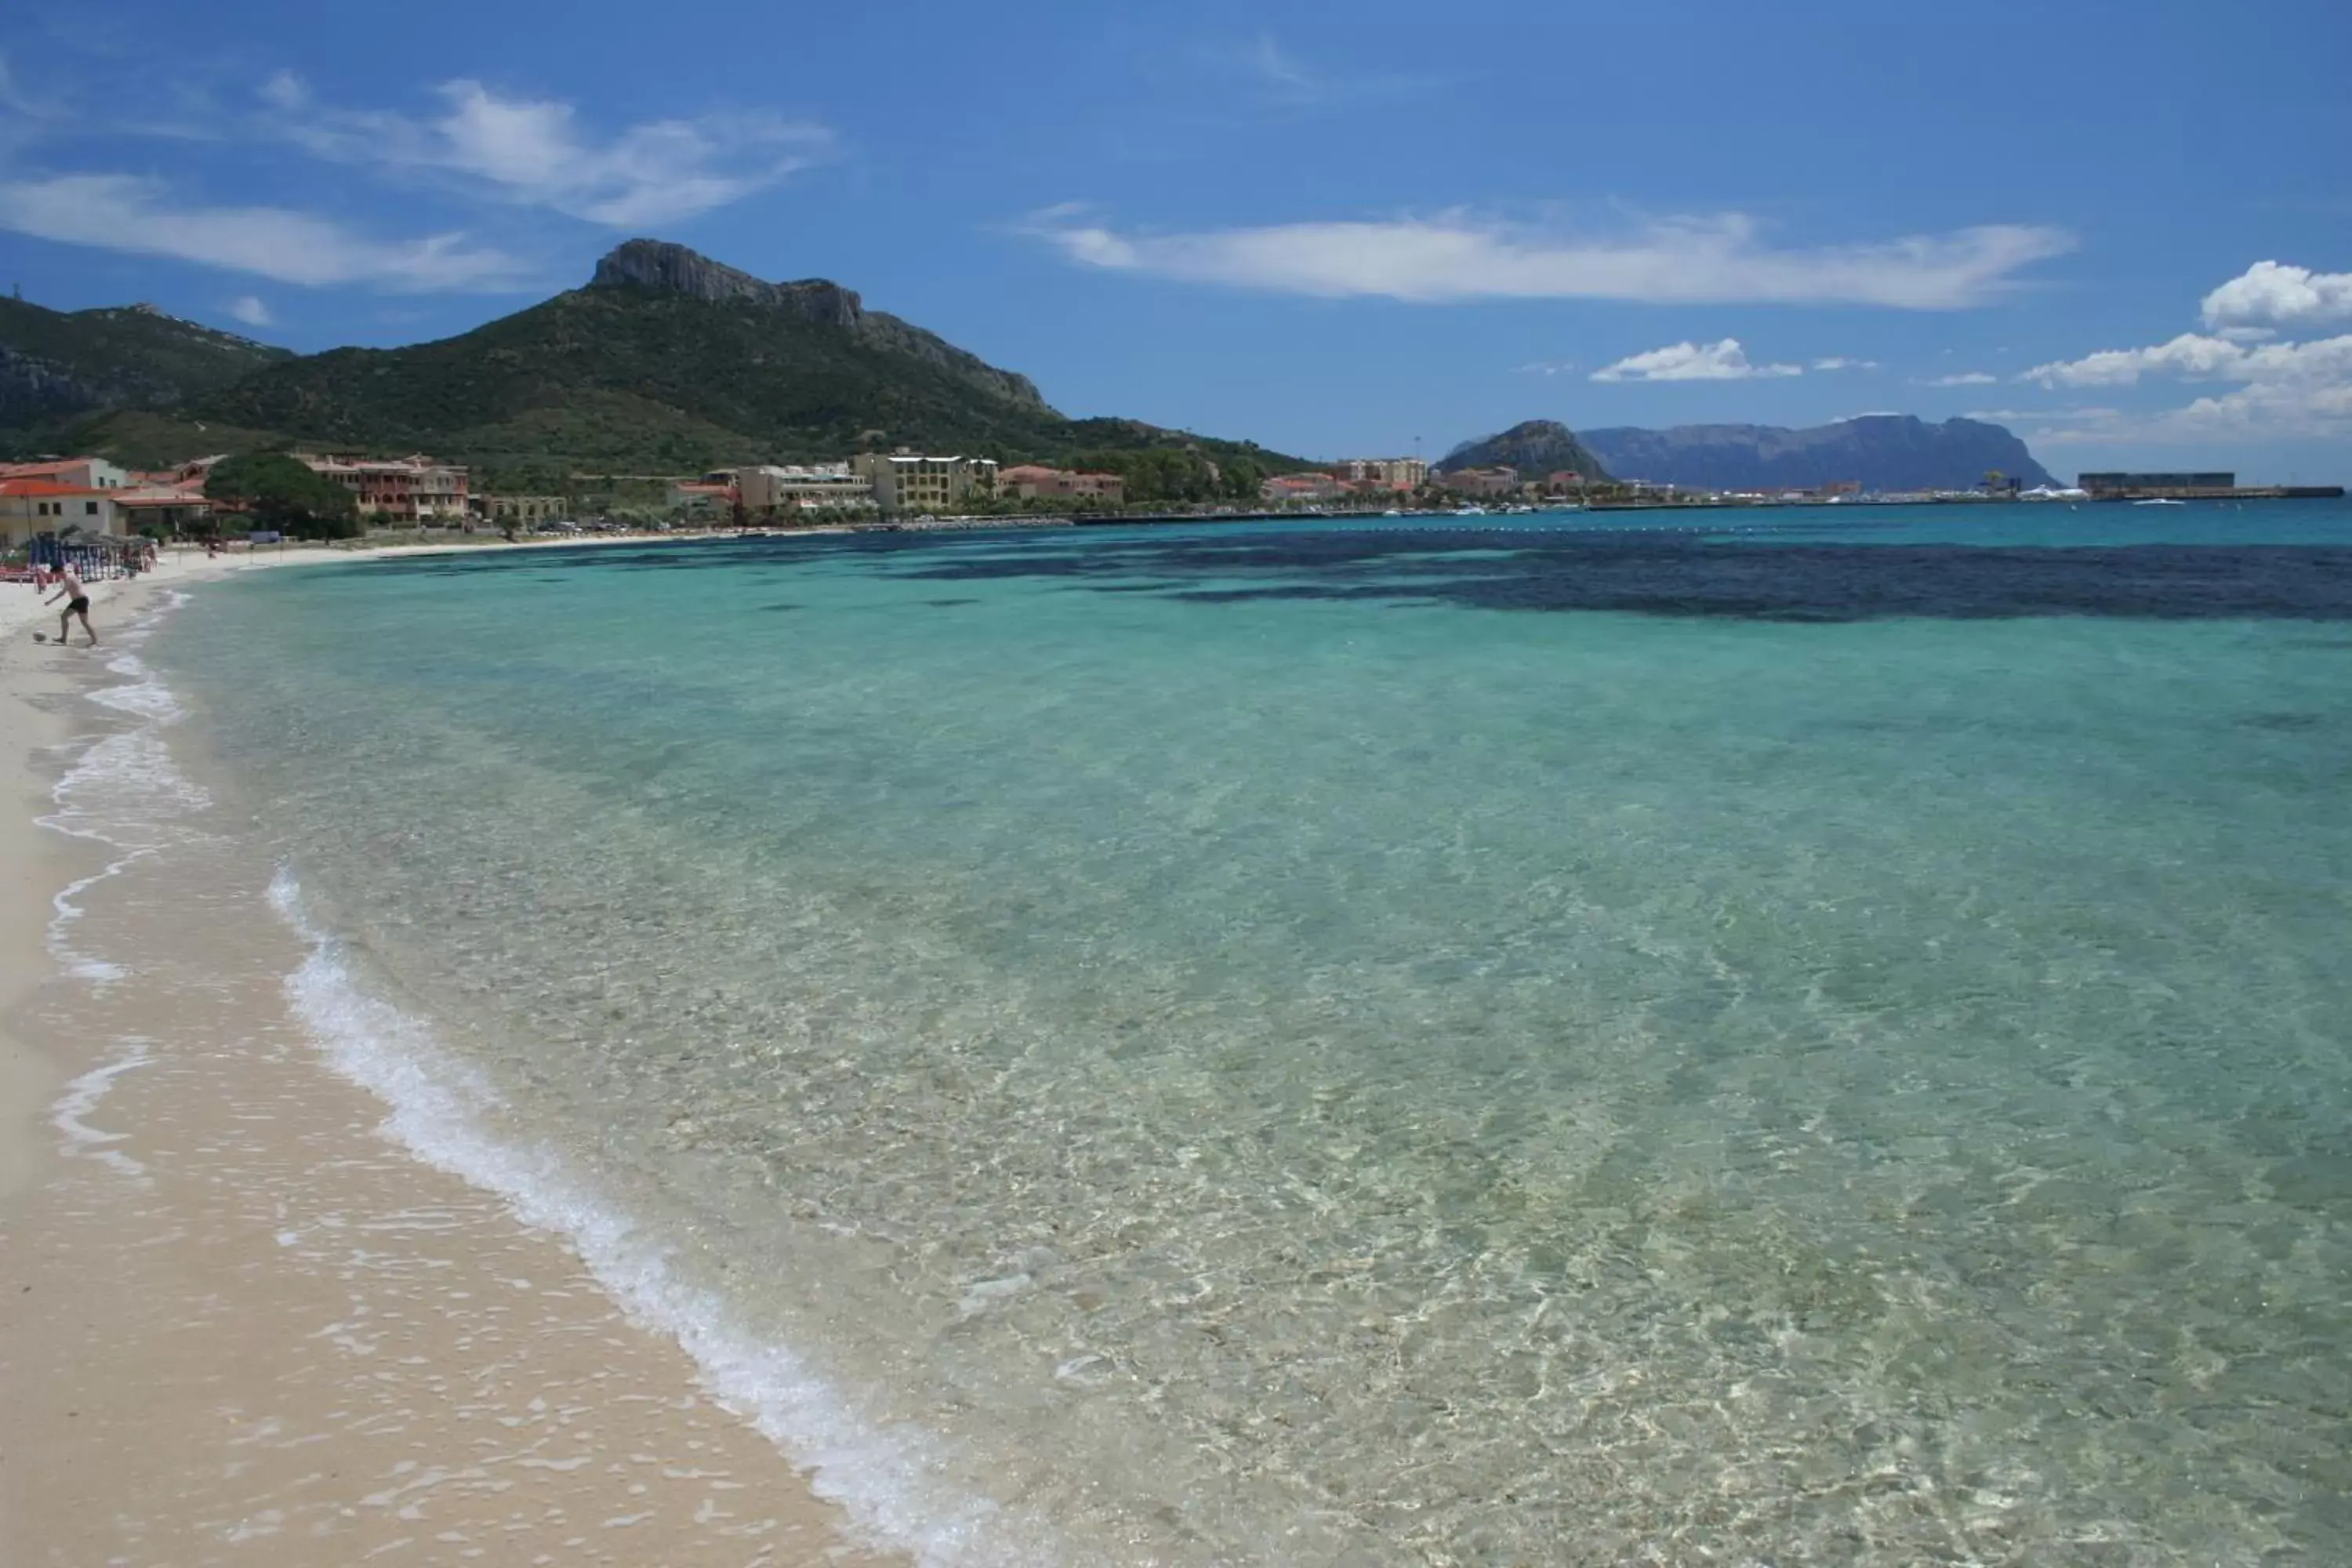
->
43, 565, 97, 646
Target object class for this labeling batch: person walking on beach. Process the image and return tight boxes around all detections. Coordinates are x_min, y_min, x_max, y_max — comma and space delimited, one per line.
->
43, 565, 96, 647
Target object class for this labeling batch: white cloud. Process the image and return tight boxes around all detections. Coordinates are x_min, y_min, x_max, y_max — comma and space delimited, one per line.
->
2013, 333, 2352, 442
1925, 371, 1998, 386
1592, 338, 1802, 383
2024, 381, 2352, 445
1514, 359, 1578, 376
227, 293, 273, 326
270, 76, 830, 227
1247, 35, 1317, 96
258, 69, 307, 112
0, 173, 529, 290
2200, 260, 2352, 332
1963, 407, 2122, 423
1025, 211, 2073, 308
1812, 356, 1878, 371
0, 49, 38, 118
2015, 332, 2352, 388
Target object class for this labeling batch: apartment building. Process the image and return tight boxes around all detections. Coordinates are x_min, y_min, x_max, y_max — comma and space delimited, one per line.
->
851, 452, 998, 514
301, 454, 470, 524
1330, 457, 1428, 490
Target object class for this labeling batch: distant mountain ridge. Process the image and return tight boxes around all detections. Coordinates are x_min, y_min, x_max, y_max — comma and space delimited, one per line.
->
1436, 419, 1613, 481
0, 236, 1317, 484
1578, 416, 2056, 492
2, 241, 1309, 488
186, 240, 1081, 470
0, 296, 291, 428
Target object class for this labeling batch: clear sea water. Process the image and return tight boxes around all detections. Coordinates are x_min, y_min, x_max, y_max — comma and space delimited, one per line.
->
151, 503, 2352, 1564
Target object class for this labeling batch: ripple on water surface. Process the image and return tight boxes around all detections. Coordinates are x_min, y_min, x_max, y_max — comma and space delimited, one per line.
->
155, 515, 2352, 1564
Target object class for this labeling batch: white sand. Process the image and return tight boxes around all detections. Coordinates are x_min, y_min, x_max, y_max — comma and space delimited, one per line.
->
0, 561, 905, 1566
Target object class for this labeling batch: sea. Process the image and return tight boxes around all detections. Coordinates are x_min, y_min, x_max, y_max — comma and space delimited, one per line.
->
110, 501, 2352, 1563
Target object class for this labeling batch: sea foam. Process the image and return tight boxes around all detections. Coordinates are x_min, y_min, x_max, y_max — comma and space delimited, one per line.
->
38, 600, 209, 984
49, 1035, 154, 1181
265, 868, 1047, 1568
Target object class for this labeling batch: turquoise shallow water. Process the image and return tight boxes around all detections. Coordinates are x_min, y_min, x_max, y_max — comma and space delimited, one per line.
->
156, 505, 2352, 1563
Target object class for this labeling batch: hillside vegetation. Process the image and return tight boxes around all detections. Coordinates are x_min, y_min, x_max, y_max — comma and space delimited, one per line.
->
177, 241, 1308, 482
0, 296, 291, 437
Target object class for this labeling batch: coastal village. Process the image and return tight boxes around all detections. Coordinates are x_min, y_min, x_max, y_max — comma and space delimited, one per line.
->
8, 445, 2323, 554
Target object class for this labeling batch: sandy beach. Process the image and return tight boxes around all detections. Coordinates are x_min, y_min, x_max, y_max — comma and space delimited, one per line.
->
0, 547, 899, 1566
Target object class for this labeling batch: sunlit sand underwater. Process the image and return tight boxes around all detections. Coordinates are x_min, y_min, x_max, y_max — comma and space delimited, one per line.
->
156, 506, 2352, 1563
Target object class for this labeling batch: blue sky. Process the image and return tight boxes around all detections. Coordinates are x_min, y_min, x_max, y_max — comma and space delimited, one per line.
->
2, 0, 2347, 479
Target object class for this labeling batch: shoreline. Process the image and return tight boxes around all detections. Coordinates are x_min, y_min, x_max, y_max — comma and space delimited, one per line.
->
0, 570, 905, 1567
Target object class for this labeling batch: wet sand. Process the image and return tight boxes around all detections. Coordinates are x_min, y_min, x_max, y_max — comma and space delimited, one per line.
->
0, 567, 902, 1566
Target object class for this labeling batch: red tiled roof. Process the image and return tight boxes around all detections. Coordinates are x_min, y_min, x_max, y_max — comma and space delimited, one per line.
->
0, 480, 106, 498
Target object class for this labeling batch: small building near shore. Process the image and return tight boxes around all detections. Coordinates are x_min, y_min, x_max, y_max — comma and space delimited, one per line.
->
1260, 473, 1345, 505
475, 494, 568, 528
1436, 466, 1520, 499
107, 484, 213, 534
998, 465, 1125, 504
667, 481, 737, 517
0, 456, 132, 491
0, 480, 121, 546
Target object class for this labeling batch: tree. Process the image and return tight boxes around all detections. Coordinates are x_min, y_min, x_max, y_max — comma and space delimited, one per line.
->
204, 452, 362, 539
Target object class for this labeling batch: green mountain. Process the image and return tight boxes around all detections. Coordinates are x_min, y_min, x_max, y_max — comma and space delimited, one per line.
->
0, 295, 292, 430
1435, 419, 1613, 481
173, 240, 1303, 488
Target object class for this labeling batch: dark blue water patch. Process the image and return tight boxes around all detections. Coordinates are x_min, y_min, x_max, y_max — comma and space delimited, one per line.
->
757, 602, 804, 613
887, 534, 2352, 622
922, 597, 978, 608
2238, 712, 2328, 731
332, 528, 2352, 622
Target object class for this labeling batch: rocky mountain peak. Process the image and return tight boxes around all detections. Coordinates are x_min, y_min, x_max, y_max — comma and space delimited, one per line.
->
589, 239, 863, 328
1436, 419, 1613, 480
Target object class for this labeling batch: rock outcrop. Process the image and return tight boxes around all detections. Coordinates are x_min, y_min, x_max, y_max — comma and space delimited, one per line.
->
587, 240, 1048, 412
591, 239, 865, 328
1436, 419, 1613, 480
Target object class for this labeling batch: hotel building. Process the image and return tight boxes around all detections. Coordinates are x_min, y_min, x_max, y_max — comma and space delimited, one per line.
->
728, 464, 878, 514
851, 452, 998, 514
300, 454, 470, 524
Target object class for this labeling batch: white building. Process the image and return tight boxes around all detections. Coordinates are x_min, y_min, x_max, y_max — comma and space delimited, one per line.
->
0, 481, 120, 546
729, 464, 877, 514
850, 452, 998, 514
0, 456, 132, 490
